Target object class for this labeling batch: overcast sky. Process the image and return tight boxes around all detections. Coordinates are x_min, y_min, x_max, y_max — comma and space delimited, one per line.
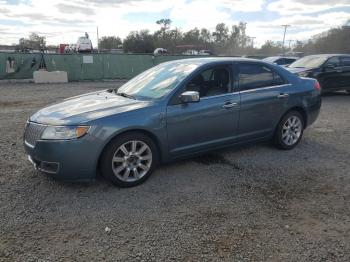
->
0, 0, 349, 47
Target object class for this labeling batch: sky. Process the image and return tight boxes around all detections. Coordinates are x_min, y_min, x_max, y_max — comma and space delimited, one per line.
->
0, 0, 349, 47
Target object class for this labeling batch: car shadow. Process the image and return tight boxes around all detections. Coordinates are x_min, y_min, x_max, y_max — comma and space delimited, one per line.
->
322, 91, 350, 97
25, 131, 348, 200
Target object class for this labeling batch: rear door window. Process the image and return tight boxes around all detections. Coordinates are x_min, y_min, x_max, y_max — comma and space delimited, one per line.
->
341, 57, 350, 66
238, 63, 285, 91
326, 56, 341, 67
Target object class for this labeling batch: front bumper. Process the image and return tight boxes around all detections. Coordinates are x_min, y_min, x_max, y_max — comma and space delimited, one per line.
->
24, 134, 102, 181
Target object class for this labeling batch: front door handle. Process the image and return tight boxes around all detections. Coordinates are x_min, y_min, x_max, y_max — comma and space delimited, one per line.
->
277, 93, 289, 99
335, 67, 343, 73
222, 102, 238, 109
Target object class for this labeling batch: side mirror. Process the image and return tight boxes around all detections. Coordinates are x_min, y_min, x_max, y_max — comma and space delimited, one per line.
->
180, 91, 200, 103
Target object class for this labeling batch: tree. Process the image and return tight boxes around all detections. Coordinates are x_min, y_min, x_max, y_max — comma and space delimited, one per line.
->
212, 23, 229, 54
182, 28, 201, 46
156, 18, 172, 31
288, 22, 350, 55
18, 33, 46, 50
258, 41, 283, 55
123, 30, 155, 53
212, 23, 229, 43
200, 28, 212, 46
99, 36, 122, 50
237, 22, 249, 48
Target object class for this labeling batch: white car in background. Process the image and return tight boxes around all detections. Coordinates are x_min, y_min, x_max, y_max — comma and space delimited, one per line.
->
183, 49, 199, 55
76, 36, 92, 53
153, 48, 168, 55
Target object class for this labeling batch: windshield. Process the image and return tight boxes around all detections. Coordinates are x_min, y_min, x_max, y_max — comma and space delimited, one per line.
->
117, 61, 202, 99
289, 56, 328, 68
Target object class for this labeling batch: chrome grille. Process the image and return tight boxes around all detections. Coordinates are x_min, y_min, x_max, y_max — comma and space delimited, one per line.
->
24, 122, 46, 147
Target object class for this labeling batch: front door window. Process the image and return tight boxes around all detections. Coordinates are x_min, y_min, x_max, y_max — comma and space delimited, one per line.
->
185, 66, 231, 97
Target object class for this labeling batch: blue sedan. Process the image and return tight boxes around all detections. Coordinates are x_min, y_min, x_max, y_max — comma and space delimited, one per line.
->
24, 58, 321, 187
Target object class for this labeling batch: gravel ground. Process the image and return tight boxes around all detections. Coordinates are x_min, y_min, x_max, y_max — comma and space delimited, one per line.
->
0, 81, 349, 262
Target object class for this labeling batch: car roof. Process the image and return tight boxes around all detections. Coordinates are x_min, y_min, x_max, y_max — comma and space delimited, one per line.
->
264, 56, 298, 60
304, 54, 350, 58
162, 57, 267, 66
159, 56, 299, 85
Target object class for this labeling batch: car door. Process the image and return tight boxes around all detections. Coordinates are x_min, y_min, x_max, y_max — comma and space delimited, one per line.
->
320, 56, 342, 90
340, 56, 350, 89
237, 62, 291, 140
166, 64, 240, 157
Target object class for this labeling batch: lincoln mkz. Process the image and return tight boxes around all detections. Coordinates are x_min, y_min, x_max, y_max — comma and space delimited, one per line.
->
24, 58, 321, 187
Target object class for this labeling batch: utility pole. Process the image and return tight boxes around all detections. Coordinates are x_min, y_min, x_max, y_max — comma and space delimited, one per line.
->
251, 37, 256, 48
281, 24, 291, 55
96, 26, 99, 53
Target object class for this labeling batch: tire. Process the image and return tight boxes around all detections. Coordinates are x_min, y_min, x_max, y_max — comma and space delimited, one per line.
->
100, 132, 158, 187
274, 111, 304, 150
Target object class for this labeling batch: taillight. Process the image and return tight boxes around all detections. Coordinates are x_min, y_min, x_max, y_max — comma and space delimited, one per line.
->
314, 81, 321, 91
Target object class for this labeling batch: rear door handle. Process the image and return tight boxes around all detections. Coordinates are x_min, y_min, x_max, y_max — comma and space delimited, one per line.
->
222, 102, 238, 109
335, 67, 343, 73
277, 93, 289, 99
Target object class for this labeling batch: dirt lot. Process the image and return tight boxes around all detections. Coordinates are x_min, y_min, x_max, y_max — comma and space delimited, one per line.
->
0, 81, 349, 261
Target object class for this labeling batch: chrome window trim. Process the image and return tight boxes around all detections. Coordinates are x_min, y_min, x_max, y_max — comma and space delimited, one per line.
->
192, 83, 291, 101
238, 83, 292, 94
200, 92, 237, 100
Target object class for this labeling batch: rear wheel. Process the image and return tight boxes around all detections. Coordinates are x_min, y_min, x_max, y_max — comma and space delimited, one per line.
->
100, 132, 158, 187
274, 111, 304, 150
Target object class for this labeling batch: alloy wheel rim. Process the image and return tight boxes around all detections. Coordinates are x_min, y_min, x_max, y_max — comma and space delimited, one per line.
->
112, 140, 152, 182
282, 116, 302, 146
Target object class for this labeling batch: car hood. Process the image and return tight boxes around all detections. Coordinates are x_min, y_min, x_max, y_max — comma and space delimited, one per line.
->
30, 91, 152, 125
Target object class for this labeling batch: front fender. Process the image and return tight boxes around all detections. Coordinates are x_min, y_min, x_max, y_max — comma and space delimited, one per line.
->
88, 104, 169, 171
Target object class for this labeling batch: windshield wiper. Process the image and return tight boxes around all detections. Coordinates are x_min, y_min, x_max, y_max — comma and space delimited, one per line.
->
116, 92, 136, 100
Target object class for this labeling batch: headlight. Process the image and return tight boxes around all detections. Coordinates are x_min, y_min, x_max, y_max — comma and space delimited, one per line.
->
41, 126, 90, 140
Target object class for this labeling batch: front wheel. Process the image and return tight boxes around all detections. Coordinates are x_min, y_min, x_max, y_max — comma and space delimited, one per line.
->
274, 111, 304, 150
100, 132, 158, 187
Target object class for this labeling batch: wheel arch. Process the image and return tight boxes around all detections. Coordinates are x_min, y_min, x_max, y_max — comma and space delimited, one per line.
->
276, 106, 308, 131
96, 128, 163, 172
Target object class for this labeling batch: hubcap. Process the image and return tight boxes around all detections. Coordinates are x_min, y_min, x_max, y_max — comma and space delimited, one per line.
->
282, 116, 302, 146
112, 140, 152, 182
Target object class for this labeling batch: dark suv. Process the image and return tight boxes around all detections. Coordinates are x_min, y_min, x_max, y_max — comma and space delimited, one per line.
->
287, 54, 350, 93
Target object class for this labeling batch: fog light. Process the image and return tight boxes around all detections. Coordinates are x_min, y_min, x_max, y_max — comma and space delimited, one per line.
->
39, 161, 60, 174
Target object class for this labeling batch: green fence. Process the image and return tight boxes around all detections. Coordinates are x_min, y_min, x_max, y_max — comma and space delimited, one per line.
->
0, 53, 198, 81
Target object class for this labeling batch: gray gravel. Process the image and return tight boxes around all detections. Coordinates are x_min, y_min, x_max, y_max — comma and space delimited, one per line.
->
0, 81, 350, 261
